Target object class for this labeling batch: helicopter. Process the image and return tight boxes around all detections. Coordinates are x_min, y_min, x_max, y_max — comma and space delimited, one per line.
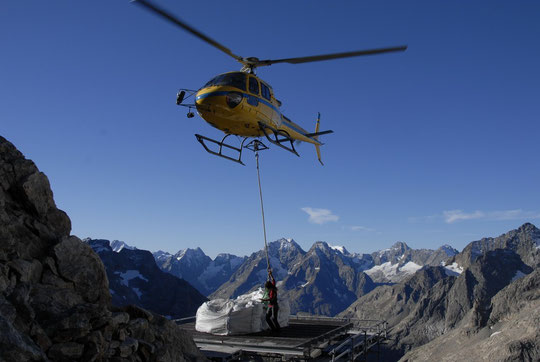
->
133, 0, 407, 165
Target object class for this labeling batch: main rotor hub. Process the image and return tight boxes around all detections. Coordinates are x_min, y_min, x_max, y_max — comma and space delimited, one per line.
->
243, 57, 260, 64
240, 57, 261, 73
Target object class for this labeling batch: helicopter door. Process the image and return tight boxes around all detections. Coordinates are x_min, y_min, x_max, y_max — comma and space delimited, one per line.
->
261, 82, 280, 127
247, 77, 260, 107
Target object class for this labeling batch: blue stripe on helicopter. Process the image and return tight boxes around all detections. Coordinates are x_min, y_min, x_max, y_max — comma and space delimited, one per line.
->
196, 91, 320, 143
196, 91, 280, 114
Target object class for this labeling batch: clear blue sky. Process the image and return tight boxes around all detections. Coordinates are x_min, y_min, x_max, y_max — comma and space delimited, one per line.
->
2, 1, 539, 258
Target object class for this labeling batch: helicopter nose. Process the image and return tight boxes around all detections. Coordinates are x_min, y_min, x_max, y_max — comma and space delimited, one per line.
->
196, 88, 242, 111
195, 91, 214, 111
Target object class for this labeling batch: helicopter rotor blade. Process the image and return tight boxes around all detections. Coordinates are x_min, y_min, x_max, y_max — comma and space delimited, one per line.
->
255, 45, 407, 67
132, 0, 243, 62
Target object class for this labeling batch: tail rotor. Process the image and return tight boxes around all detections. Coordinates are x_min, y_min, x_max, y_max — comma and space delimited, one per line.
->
314, 113, 324, 165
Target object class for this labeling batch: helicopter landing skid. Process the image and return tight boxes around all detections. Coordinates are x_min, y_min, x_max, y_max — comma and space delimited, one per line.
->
195, 134, 249, 165
258, 122, 299, 156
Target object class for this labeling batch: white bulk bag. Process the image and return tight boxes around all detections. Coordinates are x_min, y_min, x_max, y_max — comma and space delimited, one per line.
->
195, 288, 289, 335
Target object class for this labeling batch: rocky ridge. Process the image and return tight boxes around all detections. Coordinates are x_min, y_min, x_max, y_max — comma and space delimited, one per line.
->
153, 248, 245, 296
365, 242, 458, 283
210, 238, 305, 300
209, 238, 457, 316
0, 136, 206, 361
450, 222, 540, 270
340, 223, 540, 361
209, 238, 458, 316
282, 241, 376, 316
400, 268, 540, 361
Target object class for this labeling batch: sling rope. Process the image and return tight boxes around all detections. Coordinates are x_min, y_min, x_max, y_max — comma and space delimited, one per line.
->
255, 151, 271, 272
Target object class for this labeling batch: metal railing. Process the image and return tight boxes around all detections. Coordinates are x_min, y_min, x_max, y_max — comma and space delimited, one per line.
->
328, 320, 388, 361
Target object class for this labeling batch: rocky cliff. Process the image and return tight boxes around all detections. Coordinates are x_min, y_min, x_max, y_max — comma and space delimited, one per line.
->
400, 268, 540, 362
0, 136, 206, 361
210, 238, 306, 300
340, 223, 540, 361
281, 241, 375, 316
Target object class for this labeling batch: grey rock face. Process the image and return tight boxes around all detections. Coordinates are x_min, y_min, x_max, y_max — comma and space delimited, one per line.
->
86, 238, 207, 318
0, 136, 207, 361
341, 223, 539, 361
453, 222, 540, 269
400, 269, 540, 362
365, 242, 459, 283
281, 241, 375, 316
0, 138, 71, 261
210, 238, 305, 300
54, 236, 111, 305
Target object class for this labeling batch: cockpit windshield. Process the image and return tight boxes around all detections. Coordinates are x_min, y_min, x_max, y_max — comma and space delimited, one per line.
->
204, 72, 246, 91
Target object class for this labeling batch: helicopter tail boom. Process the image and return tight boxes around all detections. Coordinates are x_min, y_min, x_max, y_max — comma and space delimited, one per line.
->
274, 113, 332, 165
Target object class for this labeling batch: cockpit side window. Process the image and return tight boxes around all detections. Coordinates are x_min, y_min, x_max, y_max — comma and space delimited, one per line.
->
204, 72, 246, 91
261, 83, 271, 101
249, 77, 260, 95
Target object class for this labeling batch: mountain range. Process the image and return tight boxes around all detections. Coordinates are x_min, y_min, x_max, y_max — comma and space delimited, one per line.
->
153, 248, 246, 296
151, 237, 455, 316
98, 236, 451, 317
87, 223, 539, 360
340, 222, 540, 361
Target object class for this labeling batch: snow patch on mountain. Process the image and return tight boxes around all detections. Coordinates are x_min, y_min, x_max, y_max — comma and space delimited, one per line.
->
443, 262, 464, 276
110, 240, 136, 253
365, 261, 422, 282
330, 245, 349, 254
116, 270, 148, 286
279, 238, 295, 250
365, 262, 399, 278
401, 261, 422, 273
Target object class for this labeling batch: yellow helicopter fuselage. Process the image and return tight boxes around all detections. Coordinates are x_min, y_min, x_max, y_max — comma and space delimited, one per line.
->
195, 72, 319, 145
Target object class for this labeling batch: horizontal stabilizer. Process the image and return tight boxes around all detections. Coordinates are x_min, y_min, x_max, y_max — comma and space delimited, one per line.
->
305, 130, 334, 138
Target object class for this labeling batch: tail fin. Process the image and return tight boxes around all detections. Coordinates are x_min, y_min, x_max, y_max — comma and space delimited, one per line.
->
315, 113, 323, 165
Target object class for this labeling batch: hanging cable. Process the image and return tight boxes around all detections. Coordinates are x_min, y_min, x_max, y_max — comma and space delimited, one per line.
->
255, 150, 271, 272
